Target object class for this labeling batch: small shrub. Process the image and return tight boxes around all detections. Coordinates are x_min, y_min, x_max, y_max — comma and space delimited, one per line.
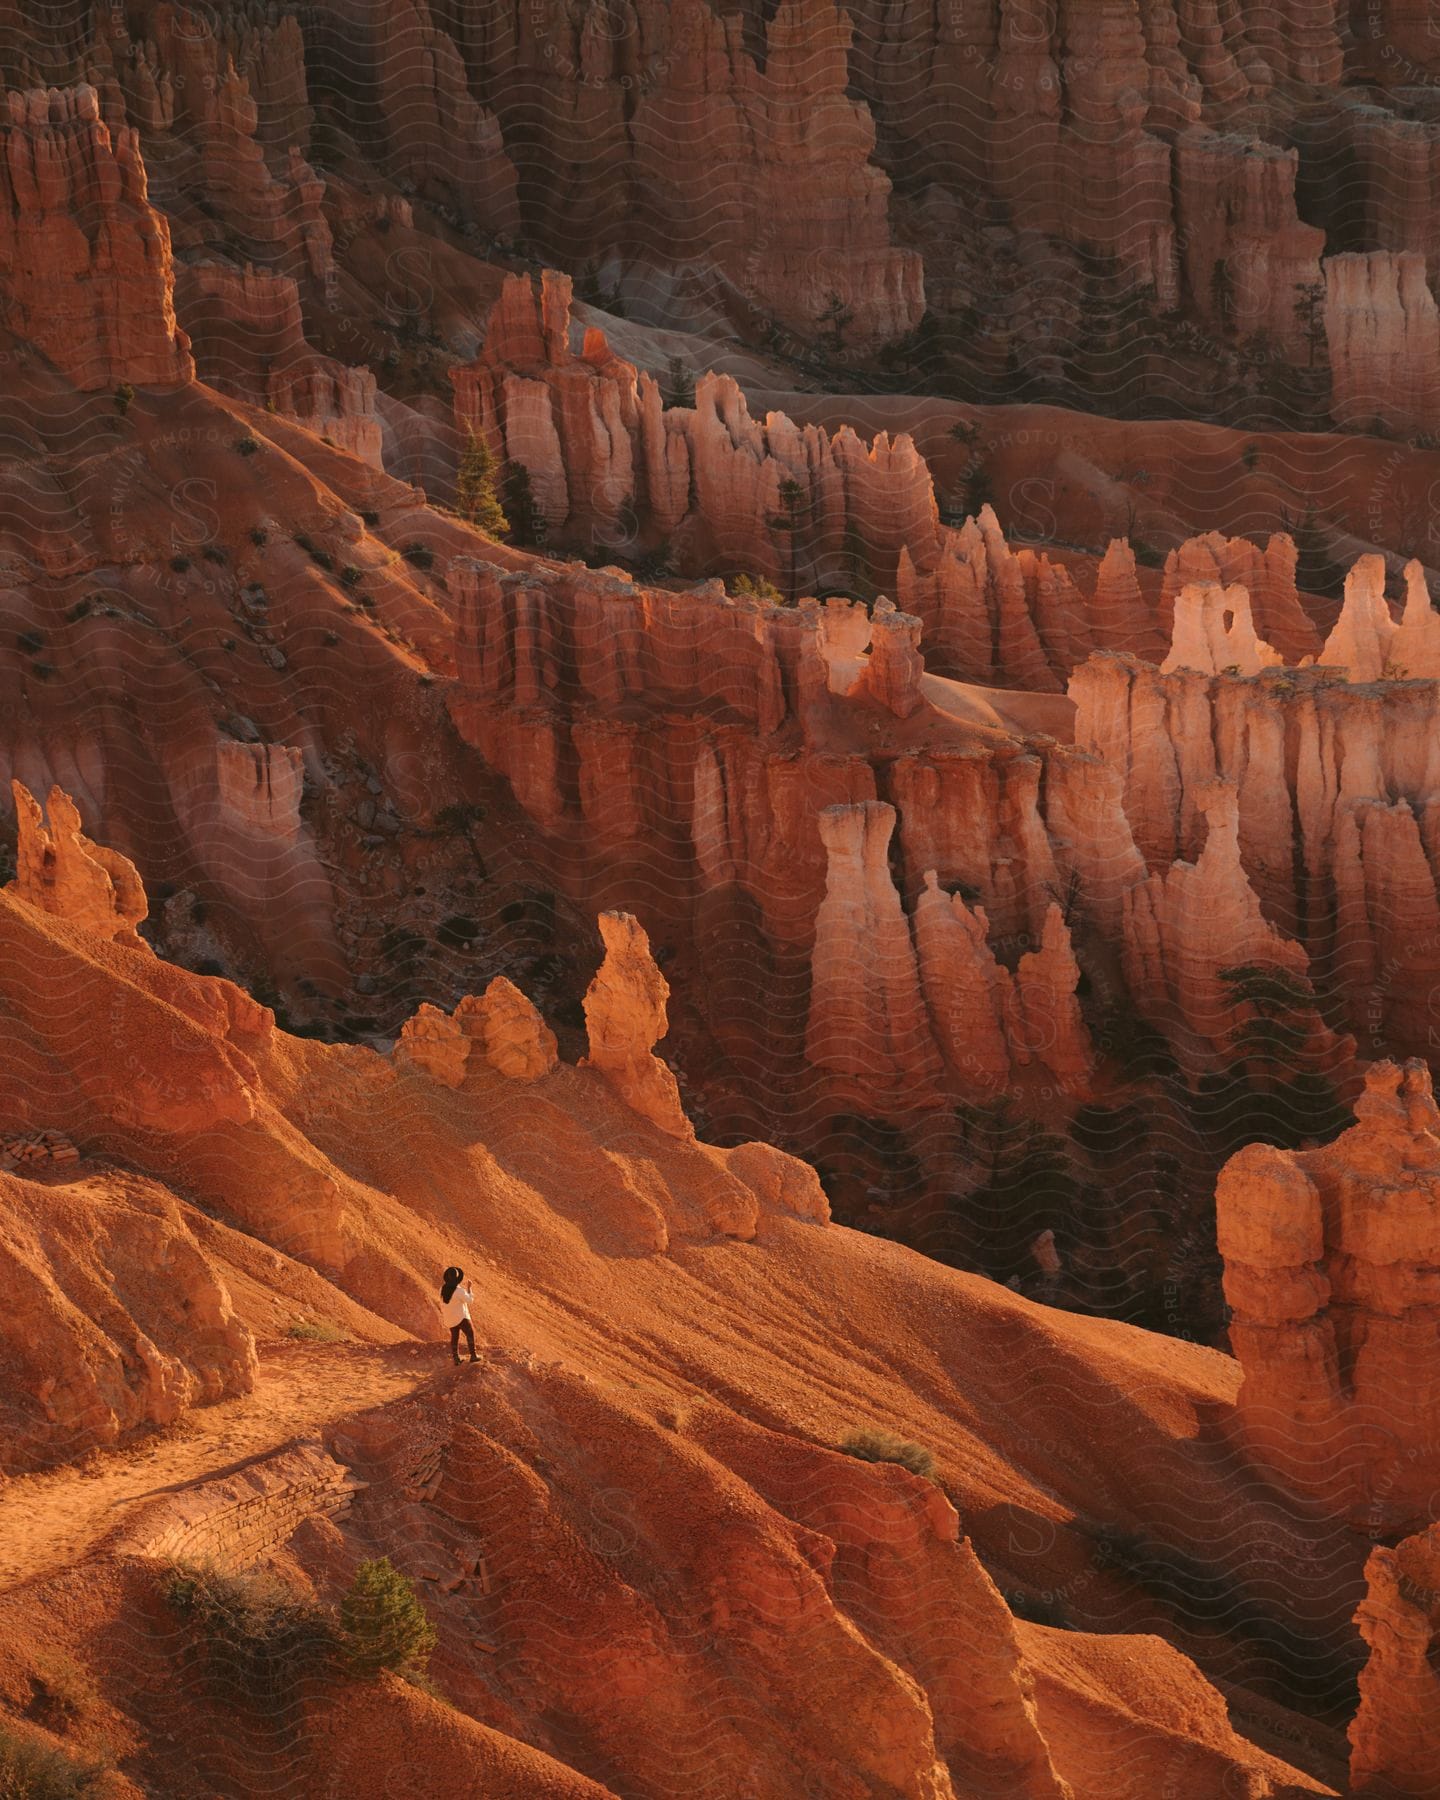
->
30, 662, 56, 681
340, 565, 364, 588
65, 600, 92, 624
341, 1558, 437, 1678
838, 1428, 937, 1480
286, 1318, 346, 1343
234, 436, 261, 457
322, 629, 340, 647
0, 1722, 110, 1797
360, 510, 381, 528
401, 541, 434, 570
249, 526, 269, 547
169, 555, 191, 573
728, 572, 783, 603
113, 381, 134, 417
310, 549, 335, 572
202, 545, 227, 565
221, 637, 237, 653
16, 630, 43, 654
165, 1562, 340, 1701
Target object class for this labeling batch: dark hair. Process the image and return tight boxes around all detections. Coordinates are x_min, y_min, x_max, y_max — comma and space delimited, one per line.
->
441, 1266, 463, 1303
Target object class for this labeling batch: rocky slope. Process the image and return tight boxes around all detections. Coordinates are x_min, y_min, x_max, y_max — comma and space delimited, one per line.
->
0, 800, 1366, 1799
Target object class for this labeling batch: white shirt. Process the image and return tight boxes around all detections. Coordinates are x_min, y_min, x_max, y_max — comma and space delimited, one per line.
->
441, 1284, 472, 1329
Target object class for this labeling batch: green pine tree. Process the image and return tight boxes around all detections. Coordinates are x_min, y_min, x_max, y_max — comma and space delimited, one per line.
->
341, 1558, 437, 1678
660, 355, 696, 410
456, 431, 510, 539
767, 477, 808, 602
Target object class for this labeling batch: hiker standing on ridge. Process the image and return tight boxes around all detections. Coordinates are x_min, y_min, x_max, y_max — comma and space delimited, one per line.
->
440, 1266, 478, 1365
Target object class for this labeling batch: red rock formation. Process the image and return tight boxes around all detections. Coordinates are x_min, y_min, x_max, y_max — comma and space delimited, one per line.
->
298, 0, 519, 230
1350, 1521, 1440, 1796
173, 260, 307, 395
453, 270, 937, 582
583, 910, 693, 1140
1176, 131, 1325, 357
1300, 99, 1440, 293
1318, 552, 1399, 678
450, 0, 920, 349
399, 981, 559, 1087
457, 978, 558, 1081
1218, 1059, 1440, 1530
1389, 560, 1440, 677
117, 4, 334, 286
1160, 581, 1281, 677
805, 802, 944, 1099
1121, 781, 1312, 1069
1007, 903, 1094, 1089
395, 1002, 469, 1088
268, 363, 384, 470
8, 781, 148, 949
1071, 644, 1440, 1057
1325, 251, 1440, 435
0, 83, 193, 389
1159, 531, 1318, 664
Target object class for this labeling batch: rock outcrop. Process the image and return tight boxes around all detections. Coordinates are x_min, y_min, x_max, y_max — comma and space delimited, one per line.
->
0, 83, 193, 389
1121, 781, 1313, 1069
1159, 531, 1318, 665
8, 781, 149, 949
1218, 1059, 1440, 1529
1351, 1521, 1440, 1796
1160, 581, 1282, 677
287, 0, 519, 230
582, 910, 693, 1139
398, 979, 560, 1086
268, 363, 385, 469
457, 978, 558, 1082
806, 803, 944, 1097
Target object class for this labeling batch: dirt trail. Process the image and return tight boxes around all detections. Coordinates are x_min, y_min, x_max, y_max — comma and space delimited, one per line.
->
0, 1341, 436, 1592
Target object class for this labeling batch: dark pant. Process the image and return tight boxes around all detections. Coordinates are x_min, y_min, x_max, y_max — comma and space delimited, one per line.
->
450, 1319, 476, 1363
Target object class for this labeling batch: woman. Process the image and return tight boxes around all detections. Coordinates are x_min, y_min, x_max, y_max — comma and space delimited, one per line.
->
440, 1265, 478, 1365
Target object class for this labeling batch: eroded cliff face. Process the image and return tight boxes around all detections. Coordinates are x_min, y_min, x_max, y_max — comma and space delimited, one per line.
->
1219, 1059, 1440, 1532
295, 0, 922, 351
0, 83, 193, 389
452, 269, 938, 588
1070, 573, 1440, 1062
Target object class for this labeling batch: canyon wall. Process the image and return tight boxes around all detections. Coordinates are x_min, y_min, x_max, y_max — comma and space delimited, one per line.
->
1325, 251, 1440, 436
301, 0, 921, 349
0, 83, 193, 389
1070, 564, 1440, 1062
